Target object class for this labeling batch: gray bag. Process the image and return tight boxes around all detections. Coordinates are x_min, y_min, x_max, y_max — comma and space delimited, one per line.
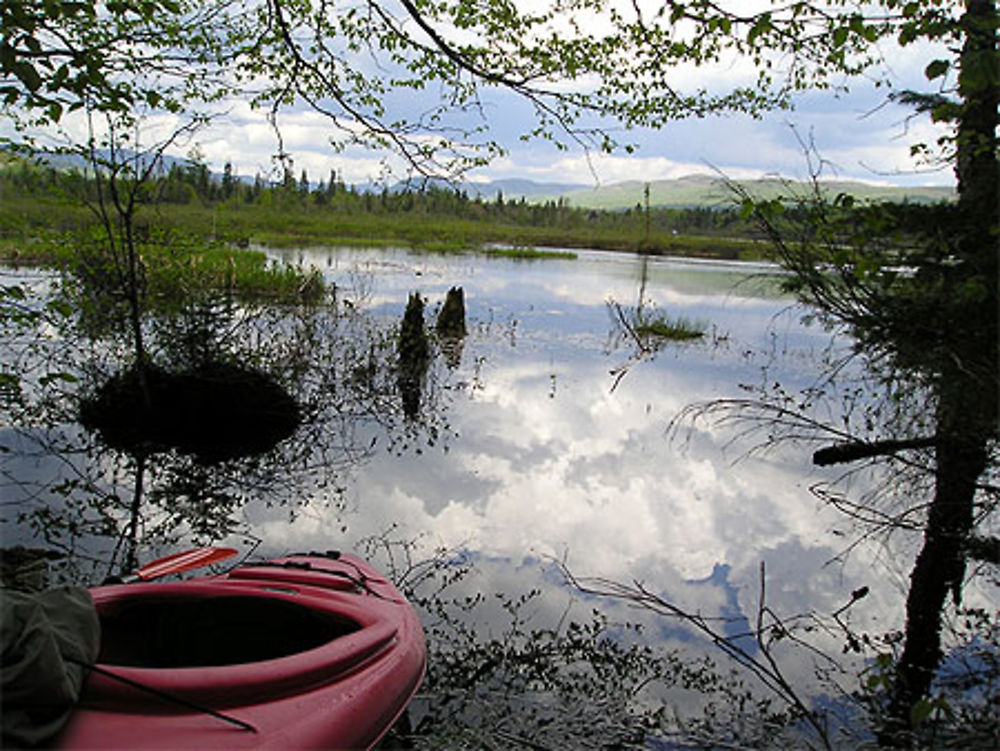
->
1, 587, 100, 748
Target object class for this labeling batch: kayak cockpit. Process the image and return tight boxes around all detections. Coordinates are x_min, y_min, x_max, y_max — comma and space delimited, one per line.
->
97, 594, 361, 668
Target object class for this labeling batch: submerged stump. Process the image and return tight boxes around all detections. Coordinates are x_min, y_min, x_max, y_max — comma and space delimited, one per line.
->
436, 286, 467, 370
435, 286, 466, 338
397, 293, 430, 419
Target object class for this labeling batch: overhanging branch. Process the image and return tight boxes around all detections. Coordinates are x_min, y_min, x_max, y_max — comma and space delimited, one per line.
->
813, 437, 937, 466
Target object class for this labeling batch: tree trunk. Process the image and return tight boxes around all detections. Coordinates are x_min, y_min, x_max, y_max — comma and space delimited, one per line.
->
886, 409, 989, 735
884, 0, 998, 740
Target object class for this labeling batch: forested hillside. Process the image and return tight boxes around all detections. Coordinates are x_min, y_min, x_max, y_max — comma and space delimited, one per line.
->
0, 153, 953, 261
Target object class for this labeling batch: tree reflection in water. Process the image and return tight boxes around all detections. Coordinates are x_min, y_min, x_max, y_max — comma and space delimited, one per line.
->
365, 535, 802, 750
2, 249, 996, 748
1, 262, 813, 749
0, 277, 455, 581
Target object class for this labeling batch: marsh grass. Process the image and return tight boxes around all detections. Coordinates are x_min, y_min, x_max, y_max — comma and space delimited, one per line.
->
148, 242, 325, 304
482, 246, 578, 260
634, 314, 706, 341
236, 208, 765, 259
0, 190, 767, 260
51, 230, 326, 306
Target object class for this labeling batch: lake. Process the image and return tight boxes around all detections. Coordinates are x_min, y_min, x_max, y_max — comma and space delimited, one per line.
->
0, 246, 929, 746
265, 247, 904, 743
267, 246, 875, 594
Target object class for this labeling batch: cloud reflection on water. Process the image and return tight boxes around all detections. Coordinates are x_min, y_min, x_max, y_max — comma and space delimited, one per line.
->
262, 246, 897, 650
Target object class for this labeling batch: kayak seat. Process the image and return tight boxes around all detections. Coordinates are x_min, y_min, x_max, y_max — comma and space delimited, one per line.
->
98, 595, 360, 668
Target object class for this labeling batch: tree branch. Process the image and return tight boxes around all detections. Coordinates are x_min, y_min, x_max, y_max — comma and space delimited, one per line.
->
812, 437, 937, 466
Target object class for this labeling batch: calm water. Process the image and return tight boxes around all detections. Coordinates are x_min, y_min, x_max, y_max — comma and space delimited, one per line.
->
268, 248, 878, 602
1, 247, 930, 744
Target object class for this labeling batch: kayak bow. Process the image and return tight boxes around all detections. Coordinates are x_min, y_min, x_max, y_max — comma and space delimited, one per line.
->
58, 551, 426, 750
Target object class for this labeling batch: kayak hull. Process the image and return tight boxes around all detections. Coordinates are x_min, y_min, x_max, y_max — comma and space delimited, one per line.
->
57, 552, 426, 750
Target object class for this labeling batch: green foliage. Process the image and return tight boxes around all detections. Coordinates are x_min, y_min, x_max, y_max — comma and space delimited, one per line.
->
864, 652, 896, 692
1, 0, 241, 130
45, 228, 326, 314
364, 538, 795, 749
482, 246, 577, 260
0, 274, 78, 409
0, 156, 769, 258
4, 1, 977, 176
741, 187, 995, 381
857, 609, 1000, 747
3, 0, 996, 745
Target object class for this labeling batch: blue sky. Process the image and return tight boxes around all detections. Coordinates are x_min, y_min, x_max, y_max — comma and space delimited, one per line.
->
181, 17, 954, 190
177, 82, 953, 190
18, 84, 954, 190
9, 5, 955, 190
175, 32, 954, 190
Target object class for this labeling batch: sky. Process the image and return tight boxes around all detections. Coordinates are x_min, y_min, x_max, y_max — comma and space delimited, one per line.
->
173, 10, 956, 191
178, 82, 954, 190
8, 2, 957, 190
237, 246, 951, 689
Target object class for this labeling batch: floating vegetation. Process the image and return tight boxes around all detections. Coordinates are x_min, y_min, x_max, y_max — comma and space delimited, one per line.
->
608, 296, 708, 390
483, 246, 578, 260
28, 229, 326, 306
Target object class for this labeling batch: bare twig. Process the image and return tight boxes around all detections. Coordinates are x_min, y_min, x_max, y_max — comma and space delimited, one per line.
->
557, 561, 835, 751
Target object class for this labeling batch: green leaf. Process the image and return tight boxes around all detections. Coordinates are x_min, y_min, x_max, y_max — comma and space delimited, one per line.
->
39, 372, 79, 387
16, 61, 43, 92
747, 14, 772, 45
834, 192, 855, 209
924, 59, 950, 81
46, 299, 74, 317
0, 373, 20, 394
910, 698, 937, 726
2, 285, 27, 301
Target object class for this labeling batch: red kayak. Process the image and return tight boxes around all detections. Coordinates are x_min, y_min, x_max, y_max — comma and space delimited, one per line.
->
56, 551, 426, 750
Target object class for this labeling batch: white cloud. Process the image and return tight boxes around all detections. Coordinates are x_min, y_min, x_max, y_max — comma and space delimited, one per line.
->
253, 252, 879, 605
4, 5, 956, 190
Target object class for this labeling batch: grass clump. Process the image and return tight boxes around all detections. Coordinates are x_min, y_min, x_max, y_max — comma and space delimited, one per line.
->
483, 246, 578, 260
415, 239, 470, 253
634, 314, 705, 341
56, 229, 327, 307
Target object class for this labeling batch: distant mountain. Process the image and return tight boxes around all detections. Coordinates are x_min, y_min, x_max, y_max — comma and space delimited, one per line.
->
389, 176, 586, 199
393, 173, 954, 209
8, 148, 954, 209
470, 178, 589, 199
556, 174, 956, 210
18, 149, 193, 174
